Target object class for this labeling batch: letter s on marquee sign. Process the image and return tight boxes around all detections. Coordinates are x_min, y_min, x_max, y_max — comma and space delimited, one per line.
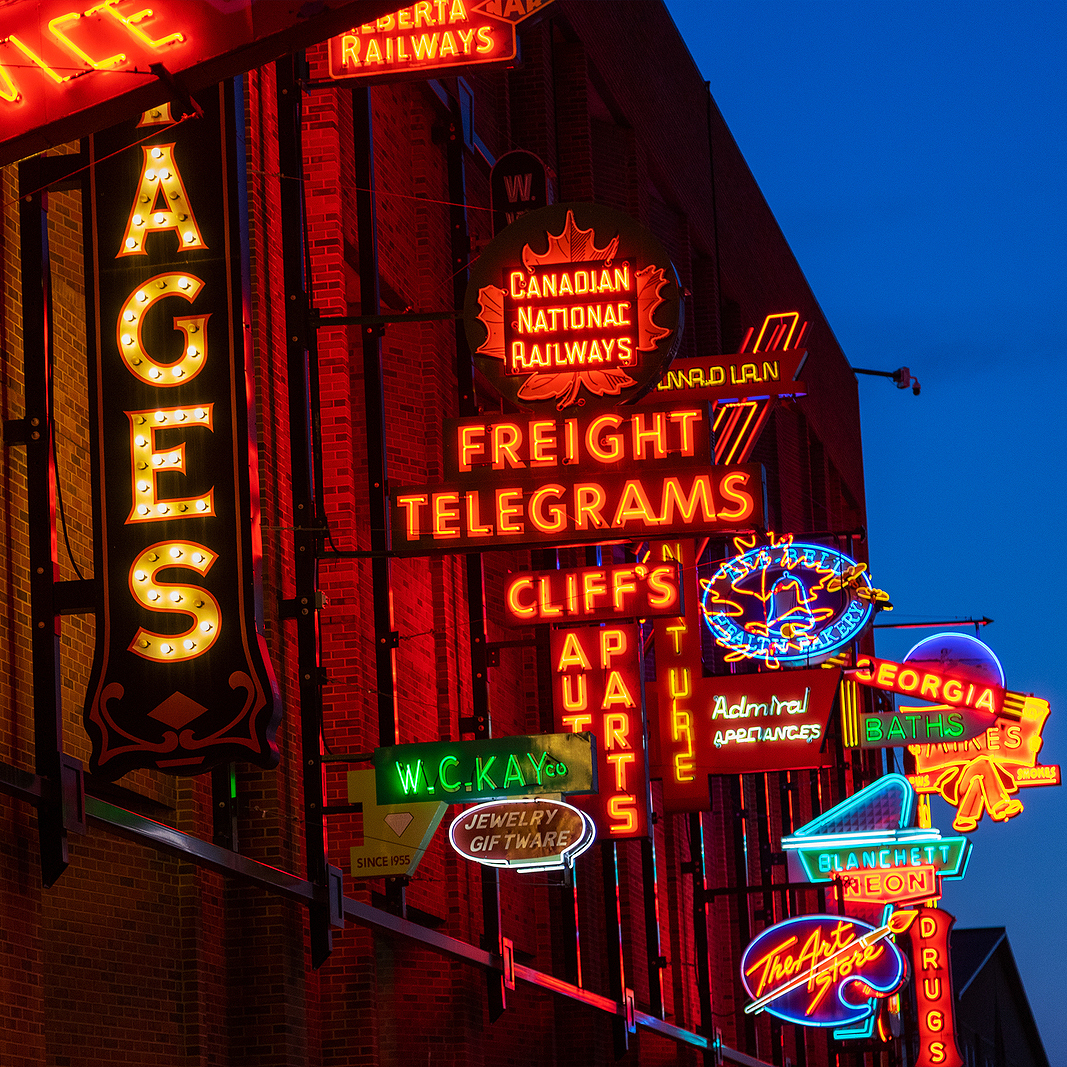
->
83, 84, 280, 779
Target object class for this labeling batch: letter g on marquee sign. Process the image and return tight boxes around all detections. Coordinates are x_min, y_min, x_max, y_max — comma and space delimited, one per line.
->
83, 83, 281, 779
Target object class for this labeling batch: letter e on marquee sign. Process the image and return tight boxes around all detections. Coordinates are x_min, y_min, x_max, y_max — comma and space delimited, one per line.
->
83, 85, 281, 779
910, 908, 963, 1067
465, 203, 683, 411
552, 624, 650, 838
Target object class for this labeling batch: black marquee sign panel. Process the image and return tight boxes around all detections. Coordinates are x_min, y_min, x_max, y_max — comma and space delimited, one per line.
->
83, 82, 280, 779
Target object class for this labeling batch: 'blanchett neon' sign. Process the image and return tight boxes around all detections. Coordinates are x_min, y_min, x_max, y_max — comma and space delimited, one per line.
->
83, 87, 280, 779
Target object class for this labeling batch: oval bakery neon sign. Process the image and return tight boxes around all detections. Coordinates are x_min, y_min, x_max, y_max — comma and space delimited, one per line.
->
701, 534, 889, 668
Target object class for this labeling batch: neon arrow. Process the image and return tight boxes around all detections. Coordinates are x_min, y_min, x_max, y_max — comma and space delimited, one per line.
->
744, 909, 917, 1015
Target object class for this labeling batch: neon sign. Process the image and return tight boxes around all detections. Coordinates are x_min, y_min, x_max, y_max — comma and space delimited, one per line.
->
83, 91, 280, 778
372, 732, 596, 806
855, 654, 1005, 717
327, 0, 554, 80
502, 561, 682, 626
910, 908, 964, 1067
551, 624, 650, 838
444, 406, 711, 475
391, 406, 764, 552
464, 204, 682, 411
648, 312, 808, 404
0, 1, 398, 168
740, 911, 915, 1029
908, 695, 1060, 832
389, 463, 765, 552
640, 541, 834, 812
653, 667, 840, 780
449, 797, 595, 872
853, 633, 1029, 748
782, 775, 971, 907
700, 533, 889, 668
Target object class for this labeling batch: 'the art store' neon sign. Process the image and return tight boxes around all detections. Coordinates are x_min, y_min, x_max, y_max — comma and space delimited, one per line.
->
701, 534, 890, 668
741, 910, 915, 1030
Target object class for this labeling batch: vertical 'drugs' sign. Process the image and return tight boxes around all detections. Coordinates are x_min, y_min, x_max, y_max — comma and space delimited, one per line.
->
84, 84, 280, 779
910, 908, 964, 1067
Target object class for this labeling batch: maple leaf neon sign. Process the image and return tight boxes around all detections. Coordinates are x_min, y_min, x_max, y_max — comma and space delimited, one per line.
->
465, 204, 681, 411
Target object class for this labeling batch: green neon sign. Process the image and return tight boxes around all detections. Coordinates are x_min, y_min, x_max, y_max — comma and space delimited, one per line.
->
793, 834, 970, 884
373, 732, 597, 806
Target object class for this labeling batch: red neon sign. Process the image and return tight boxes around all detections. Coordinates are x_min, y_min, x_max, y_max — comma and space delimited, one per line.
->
644, 540, 837, 813
551, 624, 650, 839
854, 655, 1006, 717
501, 561, 682, 626
841, 864, 940, 906
910, 908, 964, 1067
389, 463, 764, 553
444, 406, 711, 476
0, 1, 399, 168
465, 204, 682, 411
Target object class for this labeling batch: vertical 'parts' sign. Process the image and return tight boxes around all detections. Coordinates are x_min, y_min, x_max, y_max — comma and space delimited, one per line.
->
551, 623, 650, 838
83, 84, 281, 779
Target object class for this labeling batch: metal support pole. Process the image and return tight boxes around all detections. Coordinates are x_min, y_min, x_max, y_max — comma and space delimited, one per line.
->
350, 85, 404, 915
441, 86, 505, 1019
18, 162, 67, 888
730, 776, 756, 1051
603, 841, 629, 1056
641, 831, 665, 1018
687, 811, 716, 1066
276, 53, 331, 967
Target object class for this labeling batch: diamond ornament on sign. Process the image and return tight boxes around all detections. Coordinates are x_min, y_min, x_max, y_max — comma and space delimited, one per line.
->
384, 812, 413, 838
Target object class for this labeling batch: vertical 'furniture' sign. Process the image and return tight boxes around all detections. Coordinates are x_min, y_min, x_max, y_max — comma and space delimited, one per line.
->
83, 83, 281, 779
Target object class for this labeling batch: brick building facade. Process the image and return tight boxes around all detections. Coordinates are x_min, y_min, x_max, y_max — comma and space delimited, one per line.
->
0, 3, 885, 1065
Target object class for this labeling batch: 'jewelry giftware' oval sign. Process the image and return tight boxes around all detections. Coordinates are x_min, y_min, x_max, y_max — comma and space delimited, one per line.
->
465, 203, 683, 411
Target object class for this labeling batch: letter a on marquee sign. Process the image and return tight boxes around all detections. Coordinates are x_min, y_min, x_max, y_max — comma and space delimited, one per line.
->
83, 84, 281, 779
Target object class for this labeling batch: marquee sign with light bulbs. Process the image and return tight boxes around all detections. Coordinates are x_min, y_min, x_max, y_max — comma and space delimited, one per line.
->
83, 83, 280, 779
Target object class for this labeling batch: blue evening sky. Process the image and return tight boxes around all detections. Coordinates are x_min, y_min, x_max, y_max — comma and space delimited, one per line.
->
664, 1, 1067, 1058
